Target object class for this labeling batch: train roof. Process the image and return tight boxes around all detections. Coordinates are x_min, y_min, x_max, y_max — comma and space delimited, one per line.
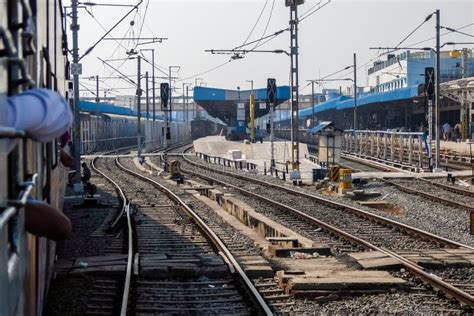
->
80, 101, 157, 119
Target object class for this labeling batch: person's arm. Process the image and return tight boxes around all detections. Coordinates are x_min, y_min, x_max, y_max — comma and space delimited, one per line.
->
60, 148, 75, 168
24, 199, 72, 240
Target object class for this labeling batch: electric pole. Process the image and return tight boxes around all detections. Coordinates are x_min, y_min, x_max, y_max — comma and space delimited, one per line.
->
95, 75, 100, 103
71, 0, 82, 192
461, 48, 469, 140
168, 66, 180, 123
151, 50, 155, 121
169, 68, 172, 123
435, 9, 441, 170
353, 53, 357, 129
287, 0, 303, 180
136, 56, 142, 159
183, 83, 192, 123
268, 78, 277, 169
306, 80, 316, 128
146, 71, 149, 117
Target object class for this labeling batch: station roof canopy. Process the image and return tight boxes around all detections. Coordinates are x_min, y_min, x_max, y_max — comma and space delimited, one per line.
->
295, 85, 421, 121
336, 85, 420, 110
193, 86, 291, 123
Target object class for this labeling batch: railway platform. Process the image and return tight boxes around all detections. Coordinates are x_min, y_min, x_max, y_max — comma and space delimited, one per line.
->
193, 135, 320, 182
438, 140, 474, 156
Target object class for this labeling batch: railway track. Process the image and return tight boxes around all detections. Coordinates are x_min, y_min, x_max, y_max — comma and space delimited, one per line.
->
92, 156, 272, 315
383, 178, 474, 212
307, 142, 472, 172
178, 149, 474, 309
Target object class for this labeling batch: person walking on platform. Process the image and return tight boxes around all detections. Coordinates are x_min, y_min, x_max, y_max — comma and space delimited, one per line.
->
442, 122, 451, 141
454, 122, 462, 143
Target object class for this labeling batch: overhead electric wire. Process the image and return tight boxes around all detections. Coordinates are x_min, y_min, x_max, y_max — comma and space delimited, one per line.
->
377, 22, 474, 57
241, 0, 269, 48
199, 0, 332, 85
79, 0, 143, 60
299, 0, 331, 22
441, 26, 474, 38
299, 0, 321, 18
393, 12, 433, 50
134, 0, 150, 48
98, 57, 137, 86
138, 52, 169, 76
233, 29, 288, 50
253, 32, 284, 50
251, 0, 275, 50
83, 7, 129, 52
79, 82, 97, 96
178, 60, 233, 82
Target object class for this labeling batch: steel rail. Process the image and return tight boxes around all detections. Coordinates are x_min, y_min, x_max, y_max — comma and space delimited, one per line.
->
382, 179, 474, 212
180, 153, 474, 307
91, 157, 132, 316
114, 158, 273, 316
182, 153, 474, 251
342, 149, 471, 172
420, 178, 474, 198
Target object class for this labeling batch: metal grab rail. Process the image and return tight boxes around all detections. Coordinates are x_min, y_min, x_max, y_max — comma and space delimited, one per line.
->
0, 127, 26, 139
0, 173, 38, 316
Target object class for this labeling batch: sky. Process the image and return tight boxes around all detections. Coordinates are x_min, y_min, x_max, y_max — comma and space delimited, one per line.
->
71, 0, 474, 99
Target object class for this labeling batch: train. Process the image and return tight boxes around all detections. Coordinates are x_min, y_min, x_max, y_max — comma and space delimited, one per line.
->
1, 0, 70, 315
190, 115, 227, 140
0, 2, 194, 315
80, 111, 190, 154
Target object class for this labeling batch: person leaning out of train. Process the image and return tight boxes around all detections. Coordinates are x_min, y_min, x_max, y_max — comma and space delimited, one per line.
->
25, 199, 72, 240
59, 130, 75, 168
6, 88, 73, 240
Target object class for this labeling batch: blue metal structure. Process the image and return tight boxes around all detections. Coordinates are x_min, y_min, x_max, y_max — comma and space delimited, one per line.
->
80, 100, 163, 120
193, 85, 290, 138
274, 85, 421, 125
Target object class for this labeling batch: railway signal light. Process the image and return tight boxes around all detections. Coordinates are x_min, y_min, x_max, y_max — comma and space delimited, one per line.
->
267, 78, 277, 105
425, 67, 435, 97
161, 83, 169, 107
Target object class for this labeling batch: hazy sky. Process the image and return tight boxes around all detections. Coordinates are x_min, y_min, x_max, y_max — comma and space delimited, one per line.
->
72, 0, 473, 98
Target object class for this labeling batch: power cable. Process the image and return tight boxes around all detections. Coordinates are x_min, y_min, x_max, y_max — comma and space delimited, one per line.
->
241, 0, 269, 47
234, 29, 288, 50
79, 0, 143, 61
441, 26, 474, 38
83, 7, 128, 51
178, 60, 234, 82
299, 0, 331, 22
134, 0, 150, 48
251, 0, 275, 50
393, 12, 433, 50
79, 82, 97, 96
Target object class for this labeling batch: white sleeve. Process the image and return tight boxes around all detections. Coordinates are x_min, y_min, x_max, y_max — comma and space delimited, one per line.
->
7, 89, 73, 142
